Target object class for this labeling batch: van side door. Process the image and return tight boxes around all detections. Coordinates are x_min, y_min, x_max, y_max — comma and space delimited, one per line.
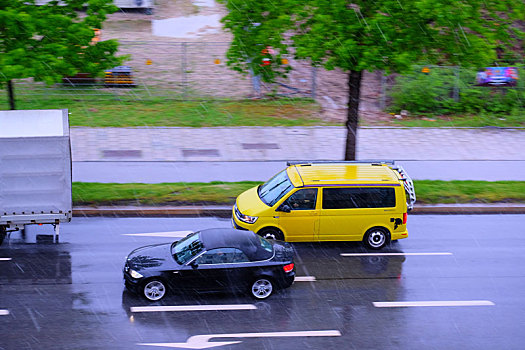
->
277, 188, 319, 242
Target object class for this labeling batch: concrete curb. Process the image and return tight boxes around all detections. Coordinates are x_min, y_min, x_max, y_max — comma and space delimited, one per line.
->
73, 205, 525, 217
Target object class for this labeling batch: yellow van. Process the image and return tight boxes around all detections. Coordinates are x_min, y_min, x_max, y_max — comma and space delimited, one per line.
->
232, 161, 416, 249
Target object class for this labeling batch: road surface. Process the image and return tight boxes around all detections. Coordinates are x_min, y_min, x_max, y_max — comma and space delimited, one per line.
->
1, 215, 524, 349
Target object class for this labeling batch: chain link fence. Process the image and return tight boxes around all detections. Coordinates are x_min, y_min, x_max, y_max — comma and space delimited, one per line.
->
3, 41, 524, 118
3, 41, 318, 103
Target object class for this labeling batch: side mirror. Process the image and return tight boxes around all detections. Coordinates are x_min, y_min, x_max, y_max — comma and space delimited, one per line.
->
190, 261, 199, 269
278, 204, 291, 213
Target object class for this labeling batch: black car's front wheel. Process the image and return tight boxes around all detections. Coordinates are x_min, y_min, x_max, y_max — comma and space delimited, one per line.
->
142, 279, 167, 301
250, 277, 274, 299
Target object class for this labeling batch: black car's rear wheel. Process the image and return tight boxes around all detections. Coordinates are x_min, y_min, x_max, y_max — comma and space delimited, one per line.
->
142, 279, 167, 301
258, 228, 284, 241
250, 277, 274, 299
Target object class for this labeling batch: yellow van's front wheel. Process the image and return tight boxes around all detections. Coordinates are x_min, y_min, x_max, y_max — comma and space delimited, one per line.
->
363, 227, 390, 250
258, 227, 284, 241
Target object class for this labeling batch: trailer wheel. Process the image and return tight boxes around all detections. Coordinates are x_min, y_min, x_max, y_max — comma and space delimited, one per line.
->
0, 227, 6, 246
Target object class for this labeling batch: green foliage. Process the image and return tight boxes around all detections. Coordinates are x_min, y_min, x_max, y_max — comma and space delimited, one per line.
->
0, 0, 122, 89
389, 66, 525, 115
219, 0, 524, 77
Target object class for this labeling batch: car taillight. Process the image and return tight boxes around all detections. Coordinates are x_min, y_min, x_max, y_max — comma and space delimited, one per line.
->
283, 263, 294, 273
403, 212, 407, 225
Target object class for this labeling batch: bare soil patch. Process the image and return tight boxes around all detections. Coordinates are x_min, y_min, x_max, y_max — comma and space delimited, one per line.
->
101, 0, 388, 124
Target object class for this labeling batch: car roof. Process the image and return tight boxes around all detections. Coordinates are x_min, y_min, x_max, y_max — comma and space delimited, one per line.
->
286, 163, 400, 187
198, 228, 272, 261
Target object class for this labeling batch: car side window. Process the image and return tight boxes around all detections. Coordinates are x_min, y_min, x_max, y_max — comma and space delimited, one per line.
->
196, 248, 249, 265
285, 188, 318, 210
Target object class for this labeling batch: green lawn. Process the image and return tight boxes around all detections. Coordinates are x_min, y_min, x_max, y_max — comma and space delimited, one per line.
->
72, 180, 525, 206
1, 87, 327, 127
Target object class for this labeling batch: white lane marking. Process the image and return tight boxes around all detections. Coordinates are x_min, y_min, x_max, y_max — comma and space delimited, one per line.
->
341, 252, 452, 257
138, 330, 342, 349
131, 304, 257, 313
373, 300, 495, 308
295, 276, 316, 282
0, 258, 12, 261
123, 231, 193, 238
0, 310, 10, 316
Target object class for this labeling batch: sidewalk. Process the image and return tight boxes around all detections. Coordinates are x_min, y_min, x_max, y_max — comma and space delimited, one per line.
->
70, 126, 525, 216
71, 126, 525, 162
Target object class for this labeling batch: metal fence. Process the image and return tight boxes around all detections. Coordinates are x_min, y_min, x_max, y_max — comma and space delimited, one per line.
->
4, 41, 318, 102
2, 41, 523, 114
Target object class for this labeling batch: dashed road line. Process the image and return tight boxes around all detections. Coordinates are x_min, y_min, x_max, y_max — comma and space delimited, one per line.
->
0, 258, 12, 261
295, 276, 316, 282
341, 252, 452, 257
123, 231, 193, 238
0, 310, 10, 316
373, 300, 495, 308
130, 304, 257, 313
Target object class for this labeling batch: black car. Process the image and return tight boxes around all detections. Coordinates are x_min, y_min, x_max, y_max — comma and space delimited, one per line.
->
123, 228, 295, 301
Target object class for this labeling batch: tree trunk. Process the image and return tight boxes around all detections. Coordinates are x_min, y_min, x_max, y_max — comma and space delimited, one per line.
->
344, 70, 362, 160
7, 80, 16, 110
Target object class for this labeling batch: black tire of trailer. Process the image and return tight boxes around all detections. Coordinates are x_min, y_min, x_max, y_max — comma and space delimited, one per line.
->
0, 226, 6, 246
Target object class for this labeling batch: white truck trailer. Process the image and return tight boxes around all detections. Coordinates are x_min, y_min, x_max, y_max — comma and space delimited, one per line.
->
35, 0, 155, 14
0, 109, 72, 245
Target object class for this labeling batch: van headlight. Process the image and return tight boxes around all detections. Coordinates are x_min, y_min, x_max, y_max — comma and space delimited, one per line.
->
235, 204, 258, 224
129, 269, 143, 279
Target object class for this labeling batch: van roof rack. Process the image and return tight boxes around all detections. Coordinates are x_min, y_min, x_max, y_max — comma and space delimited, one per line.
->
286, 160, 395, 166
287, 160, 417, 211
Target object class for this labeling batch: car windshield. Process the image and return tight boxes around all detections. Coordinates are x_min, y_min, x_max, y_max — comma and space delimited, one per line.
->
258, 236, 273, 254
171, 232, 204, 265
258, 170, 294, 207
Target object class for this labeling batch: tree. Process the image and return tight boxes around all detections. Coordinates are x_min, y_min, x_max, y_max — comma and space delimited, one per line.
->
0, 0, 122, 109
220, 0, 524, 159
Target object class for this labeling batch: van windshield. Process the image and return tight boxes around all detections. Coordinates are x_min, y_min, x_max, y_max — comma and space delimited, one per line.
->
258, 170, 294, 207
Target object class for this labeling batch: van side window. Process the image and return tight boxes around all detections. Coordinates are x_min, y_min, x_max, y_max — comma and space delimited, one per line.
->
322, 187, 396, 209
285, 188, 318, 210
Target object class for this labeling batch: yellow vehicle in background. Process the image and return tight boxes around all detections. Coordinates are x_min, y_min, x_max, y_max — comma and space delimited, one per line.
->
232, 160, 416, 249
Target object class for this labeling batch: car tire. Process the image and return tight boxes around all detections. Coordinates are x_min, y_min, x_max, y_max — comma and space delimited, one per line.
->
250, 277, 274, 299
363, 227, 390, 250
142, 279, 167, 301
0, 227, 6, 246
258, 228, 284, 241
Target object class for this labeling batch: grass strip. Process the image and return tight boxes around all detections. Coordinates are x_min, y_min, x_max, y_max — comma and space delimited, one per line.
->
1, 92, 327, 127
73, 180, 525, 206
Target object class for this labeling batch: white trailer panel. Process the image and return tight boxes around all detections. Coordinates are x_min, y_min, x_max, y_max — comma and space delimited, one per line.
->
0, 109, 72, 227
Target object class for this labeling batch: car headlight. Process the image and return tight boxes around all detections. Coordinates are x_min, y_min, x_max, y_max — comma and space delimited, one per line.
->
235, 204, 258, 224
129, 269, 143, 279
239, 213, 258, 224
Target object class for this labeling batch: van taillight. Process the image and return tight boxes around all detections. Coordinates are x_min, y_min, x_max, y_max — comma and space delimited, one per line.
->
403, 212, 407, 225
283, 263, 294, 273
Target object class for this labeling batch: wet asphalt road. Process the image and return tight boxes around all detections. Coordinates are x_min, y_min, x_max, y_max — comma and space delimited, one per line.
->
1, 215, 525, 350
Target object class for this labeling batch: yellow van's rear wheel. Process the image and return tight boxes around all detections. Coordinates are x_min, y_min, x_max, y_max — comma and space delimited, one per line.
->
363, 227, 390, 250
258, 228, 284, 241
